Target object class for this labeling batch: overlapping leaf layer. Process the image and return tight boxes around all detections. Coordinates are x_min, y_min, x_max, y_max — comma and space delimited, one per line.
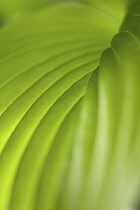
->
0, 1, 140, 210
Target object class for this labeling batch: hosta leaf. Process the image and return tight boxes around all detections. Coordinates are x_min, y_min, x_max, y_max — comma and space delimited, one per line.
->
0, 0, 128, 26
79, 0, 128, 20
0, 1, 140, 210
0, 3, 123, 210
65, 15, 140, 210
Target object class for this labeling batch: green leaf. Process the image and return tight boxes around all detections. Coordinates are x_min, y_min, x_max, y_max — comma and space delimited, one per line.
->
0, 0, 128, 25
0, 1, 140, 210
0, 3, 122, 210
69, 14, 140, 210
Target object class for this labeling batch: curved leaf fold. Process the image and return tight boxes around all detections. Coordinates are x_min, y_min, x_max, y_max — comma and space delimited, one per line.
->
0, 1, 140, 210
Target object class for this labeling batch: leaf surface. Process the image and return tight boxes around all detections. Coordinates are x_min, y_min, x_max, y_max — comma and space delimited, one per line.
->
0, 1, 140, 210
0, 3, 122, 210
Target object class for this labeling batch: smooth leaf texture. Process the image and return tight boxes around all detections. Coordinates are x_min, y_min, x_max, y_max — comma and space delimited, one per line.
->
0, 1, 140, 210
75, 24, 140, 210
0, 0, 127, 24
